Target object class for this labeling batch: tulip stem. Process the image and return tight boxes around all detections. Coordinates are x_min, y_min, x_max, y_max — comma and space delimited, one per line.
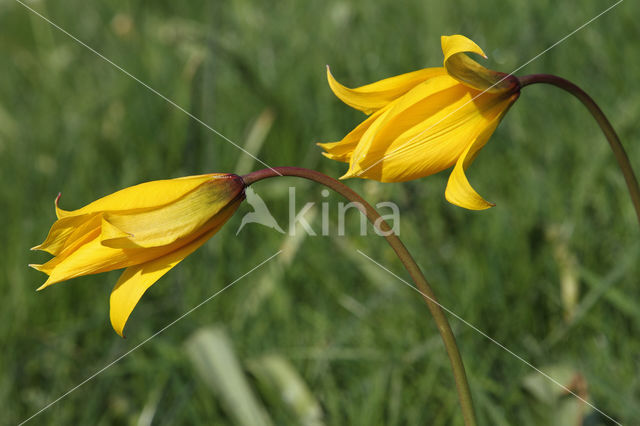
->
243, 167, 477, 426
519, 73, 640, 226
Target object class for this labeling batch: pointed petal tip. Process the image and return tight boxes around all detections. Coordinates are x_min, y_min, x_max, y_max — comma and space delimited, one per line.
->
477, 201, 496, 210
316, 144, 335, 158
339, 170, 356, 180
114, 326, 125, 338
34, 273, 58, 290
445, 193, 496, 211
55, 192, 72, 219
320, 152, 332, 160
55, 192, 63, 210
110, 312, 126, 338
445, 158, 496, 211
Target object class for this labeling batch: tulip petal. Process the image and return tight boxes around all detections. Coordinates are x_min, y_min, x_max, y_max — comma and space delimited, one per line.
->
444, 141, 495, 210
444, 94, 519, 209
36, 231, 185, 290
109, 225, 219, 337
100, 216, 133, 242
341, 103, 395, 178
442, 34, 488, 62
34, 227, 106, 288
31, 213, 96, 255
58, 174, 236, 218
441, 35, 516, 93
317, 101, 393, 163
317, 140, 356, 163
327, 66, 445, 115
31, 215, 104, 279
35, 237, 144, 290
101, 180, 240, 249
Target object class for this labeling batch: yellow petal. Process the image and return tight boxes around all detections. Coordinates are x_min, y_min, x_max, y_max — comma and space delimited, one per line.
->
33, 217, 103, 280
31, 213, 96, 255
37, 230, 179, 290
317, 140, 355, 163
444, 141, 495, 210
100, 178, 242, 249
100, 216, 133, 242
341, 101, 396, 179
109, 224, 220, 337
441, 35, 517, 93
444, 93, 519, 209
28, 263, 49, 274
442, 34, 488, 62
327, 65, 445, 115
58, 174, 234, 217
317, 101, 393, 163
36, 238, 140, 290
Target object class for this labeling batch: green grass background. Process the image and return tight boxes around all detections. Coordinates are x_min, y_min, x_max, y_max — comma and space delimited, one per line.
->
1, 0, 639, 424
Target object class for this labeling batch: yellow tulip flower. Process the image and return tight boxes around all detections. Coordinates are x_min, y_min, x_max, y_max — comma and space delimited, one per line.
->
30, 174, 245, 336
319, 35, 520, 210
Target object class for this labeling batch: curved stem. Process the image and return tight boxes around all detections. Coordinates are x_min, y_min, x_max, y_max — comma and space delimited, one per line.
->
243, 167, 477, 426
519, 73, 640, 226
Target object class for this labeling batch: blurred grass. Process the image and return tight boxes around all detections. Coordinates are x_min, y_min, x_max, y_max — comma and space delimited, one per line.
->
1, 0, 639, 424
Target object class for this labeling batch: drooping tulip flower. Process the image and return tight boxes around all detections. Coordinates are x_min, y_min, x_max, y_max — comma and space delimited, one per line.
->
319, 35, 520, 210
31, 174, 245, 336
